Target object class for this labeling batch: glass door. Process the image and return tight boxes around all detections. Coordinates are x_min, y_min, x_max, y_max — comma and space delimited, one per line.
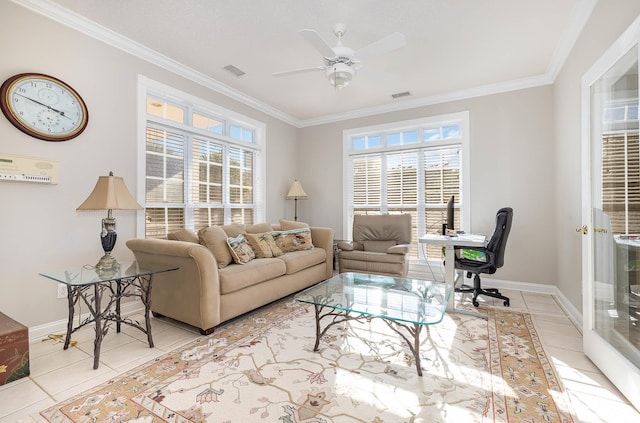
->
582, 24, 640, 411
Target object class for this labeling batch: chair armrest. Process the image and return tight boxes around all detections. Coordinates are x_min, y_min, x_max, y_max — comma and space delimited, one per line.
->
337, 241, 354, 251
387, 244, 410, 255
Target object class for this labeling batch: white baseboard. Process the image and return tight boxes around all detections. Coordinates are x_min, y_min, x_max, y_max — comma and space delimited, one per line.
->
28, 275, 585, 343
28, 301, 145, 343
478, 277, 583, 330
410, 263, 584, 330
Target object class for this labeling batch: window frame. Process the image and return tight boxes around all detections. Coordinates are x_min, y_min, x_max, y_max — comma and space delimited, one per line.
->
342, 112, 470, 260
136, 76, 266, 238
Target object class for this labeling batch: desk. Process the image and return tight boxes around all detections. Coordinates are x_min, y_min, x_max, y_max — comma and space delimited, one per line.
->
419, 234, 487, 319
40, 261, 178, 369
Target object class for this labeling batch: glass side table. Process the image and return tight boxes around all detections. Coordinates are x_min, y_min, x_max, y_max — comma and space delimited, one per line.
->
40, 261, 178, 369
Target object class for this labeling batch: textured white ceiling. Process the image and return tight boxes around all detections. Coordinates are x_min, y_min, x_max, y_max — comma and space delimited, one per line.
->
43, 0, 587, 125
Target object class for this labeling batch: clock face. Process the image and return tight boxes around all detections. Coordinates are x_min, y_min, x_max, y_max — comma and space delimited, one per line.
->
0, 73, 88, 142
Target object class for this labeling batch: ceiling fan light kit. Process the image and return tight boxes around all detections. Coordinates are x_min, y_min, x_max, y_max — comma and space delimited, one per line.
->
327, 63, 355, 89
273, 23, 406, 90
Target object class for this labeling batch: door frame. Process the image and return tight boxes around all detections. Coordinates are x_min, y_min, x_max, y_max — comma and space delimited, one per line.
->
580, 14, 640, 412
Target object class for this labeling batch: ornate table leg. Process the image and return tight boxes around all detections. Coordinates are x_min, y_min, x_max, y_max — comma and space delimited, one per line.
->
92, 284, 103, 370
139, 275, 154, 348
63, 286, 75, 350
383, 320, 426, 376
115, 279, 122, 333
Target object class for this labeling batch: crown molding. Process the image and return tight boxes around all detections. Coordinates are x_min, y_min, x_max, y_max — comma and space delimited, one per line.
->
545, 0, 598, 80
11, 0, 300, 127
13, 0, 595, 129
297, 73, 554, 128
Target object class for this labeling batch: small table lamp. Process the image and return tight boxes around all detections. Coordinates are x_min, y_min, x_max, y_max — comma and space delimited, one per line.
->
77, 171, 142, 271
286, 179, 308, 222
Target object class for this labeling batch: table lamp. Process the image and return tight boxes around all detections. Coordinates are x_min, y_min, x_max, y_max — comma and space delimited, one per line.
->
286, 179, 308, 222
77, 171, 142, 271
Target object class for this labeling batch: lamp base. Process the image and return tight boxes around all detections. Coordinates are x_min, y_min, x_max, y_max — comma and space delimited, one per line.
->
95, 253, 120, 272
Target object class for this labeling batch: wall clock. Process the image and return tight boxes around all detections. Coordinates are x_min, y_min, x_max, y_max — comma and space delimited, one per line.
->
0, 73, 88, 142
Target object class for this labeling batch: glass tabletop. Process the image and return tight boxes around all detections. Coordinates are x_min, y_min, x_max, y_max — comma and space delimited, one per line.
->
39, 261, 178, 286
295, 272, 451, 325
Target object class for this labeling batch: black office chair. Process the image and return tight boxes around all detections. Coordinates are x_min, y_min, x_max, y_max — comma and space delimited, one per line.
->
455, 207, 513, 307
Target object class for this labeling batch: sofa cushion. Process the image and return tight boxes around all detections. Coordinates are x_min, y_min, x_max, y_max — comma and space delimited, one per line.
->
198, 226, 233, 268
246, 223, 273, 234
277, 248, 326, 275
218, 258, 286, 294
363, 240, 397, 253
227, 234, 255, 264
245, 232, 283, 258
272, 228, 313, 253
222, 224, 246, 237
339, 249, 407, 264
279, 219, 309, 230
167, 229, 199, 243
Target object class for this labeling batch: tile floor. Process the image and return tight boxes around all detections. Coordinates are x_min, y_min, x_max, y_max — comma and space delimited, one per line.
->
1, 290, 639, 422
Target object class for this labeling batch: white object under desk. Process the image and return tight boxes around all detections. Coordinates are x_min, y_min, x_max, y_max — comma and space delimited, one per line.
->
419, 233, 487, 318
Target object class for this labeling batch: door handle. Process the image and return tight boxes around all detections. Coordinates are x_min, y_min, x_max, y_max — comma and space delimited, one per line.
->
576, 225, 588, 234
595, 227, 608, 233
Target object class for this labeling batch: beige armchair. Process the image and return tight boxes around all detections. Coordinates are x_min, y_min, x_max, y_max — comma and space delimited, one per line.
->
337, 214, 412, 277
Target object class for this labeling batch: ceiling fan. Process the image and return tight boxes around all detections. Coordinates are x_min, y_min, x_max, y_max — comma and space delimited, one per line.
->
273, 23, 406, 90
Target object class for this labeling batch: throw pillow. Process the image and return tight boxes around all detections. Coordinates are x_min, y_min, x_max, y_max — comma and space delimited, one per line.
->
245, 232, 283, 258
221, 224, 246, 237
198, 226, 233, 268
272, 228, 313, 253
279, 219, 310, 230
246, 222, 273, 234
167, 229, 199, 243
227, 234, 256, 264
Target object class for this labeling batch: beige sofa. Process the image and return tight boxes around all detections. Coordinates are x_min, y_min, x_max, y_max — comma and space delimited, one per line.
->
126, 221, 334, 335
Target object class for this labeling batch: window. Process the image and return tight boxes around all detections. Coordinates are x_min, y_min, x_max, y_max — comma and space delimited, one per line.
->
344, 112, 470, 260
602, 99, 640, 234
139, 77, 265, 238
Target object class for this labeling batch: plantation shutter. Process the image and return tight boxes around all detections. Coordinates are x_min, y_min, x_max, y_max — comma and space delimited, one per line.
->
602, 133, 640, 234
191, 138, 224, 230
353, 156, 382, 213
386, 151, 418, 206
145, 126, 185, 238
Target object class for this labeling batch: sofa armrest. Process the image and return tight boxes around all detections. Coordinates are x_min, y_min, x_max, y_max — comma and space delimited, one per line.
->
310, 226, 335, 278
336, 241, 354, 251
125, 238, 222, 331
387, 244, 410, 255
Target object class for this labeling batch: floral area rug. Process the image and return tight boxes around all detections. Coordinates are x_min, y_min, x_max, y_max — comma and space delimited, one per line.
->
39, 299, 575, 422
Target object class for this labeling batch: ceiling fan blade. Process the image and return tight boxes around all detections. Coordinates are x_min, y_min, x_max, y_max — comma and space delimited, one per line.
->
299, 29, 336, 58
272, 66, 326, 77
355, 32, 406, 61
359, 66, 394, 83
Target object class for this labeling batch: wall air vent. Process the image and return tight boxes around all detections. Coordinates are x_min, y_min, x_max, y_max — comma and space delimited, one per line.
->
0, 154, 58, 184
391, 91, 411, 99
223, 65, 246, 77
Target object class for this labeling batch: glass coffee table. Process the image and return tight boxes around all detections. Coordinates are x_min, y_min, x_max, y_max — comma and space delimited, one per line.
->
294, 272, 451, 376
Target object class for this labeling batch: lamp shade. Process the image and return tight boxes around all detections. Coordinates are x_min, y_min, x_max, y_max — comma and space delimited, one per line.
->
286, 179, 308, 199
77, 172, 142, 211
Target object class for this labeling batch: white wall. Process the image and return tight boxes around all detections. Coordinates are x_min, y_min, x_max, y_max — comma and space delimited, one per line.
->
0, 2, 300, 327
299, 86, 557, 287
5, 0, 640, 328
554, 0, 640, 313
